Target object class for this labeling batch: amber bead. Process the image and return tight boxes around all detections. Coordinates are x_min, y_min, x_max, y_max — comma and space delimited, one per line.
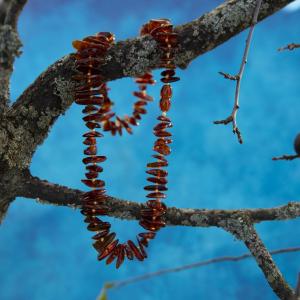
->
106, 246, 119, 265
147, 161, 168, 168
159, 98, 171, 112
141, 208, 164, 217
93, 232, 116, 252
133, 91, 153, 102
82, 156, 106, 164
157, 115, 171, 122
144, 185, 167, 191
82, 113, 102, 122
87, 221, 110, 231
137, 237, 147, 258
154, 122, 172, 131
147, 177, 168, 184
135, 100, 148, 107
146, 192, 166, 199
146, 169, 168, 177
135, 78, 155, 85
134, 107, 147, 114
83, 137, 96, 145
81, 179, 105, 188
125, 245, 134, 260
139, 219, 165, 231
96, 32, 115, 43
84, 145, 97, 156
86, 165, 103, 173
92, 230, 110, 240
83, 131, 103, 138
127, 240, 144, 261
154, 144, 171, 155
154, 130, 172, 138
116, 245, 126, 269
152, 154, 167, 162
86, 122, 100, 130
85, 171, 98, 179
126, 116, 138, 126
161, 69, 175, 77
99, 112, 115, 122
98, 240, 119, 261
161, 84, 172, 99
161, 76, 180, 83
155, 32, 178, 45
82, 105, 98, 114
150, 24, 173, 37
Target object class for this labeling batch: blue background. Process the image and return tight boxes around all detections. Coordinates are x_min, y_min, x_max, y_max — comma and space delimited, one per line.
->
1, 0, 300, 299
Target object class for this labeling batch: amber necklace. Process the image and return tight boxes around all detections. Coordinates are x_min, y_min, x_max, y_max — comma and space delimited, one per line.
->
73, 19, 179, 268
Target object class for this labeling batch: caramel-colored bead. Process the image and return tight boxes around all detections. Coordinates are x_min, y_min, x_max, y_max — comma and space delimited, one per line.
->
84, 145, 97, 156
92, 230, 109, 240
152, 154, 167, 162
83, 131, 103, 138
98, 240, 119, 261
85, 171, 98, 179
157, 115, 171, 122
154, 130, 172, 138
116, 245, 126, 269
161, 76, 180, 83
82, 156, 106, 164
82, 105, 98, 114
81, 179, 105, 188
125, 245, 134, 260
85, 122, 100, 130
147, 161, 168, 168
154, 122, 172, 131
144, 185, 167, 191
138, 232, 156, 240
83, 137, 96, 145
147, 177, 168, 184
146, 192, 166, 198
93, 232, 116, 252
133, 91, 153, 102
86, 165, 103, 172
146, 169, 168, 177
127, 240, 144, 261
137, 237, 147, 258
160, 98, 171, 112
161, 84, 172, 99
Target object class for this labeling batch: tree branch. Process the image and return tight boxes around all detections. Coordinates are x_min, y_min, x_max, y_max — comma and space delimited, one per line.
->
5, 0, 294, 170
102, 246, 300, 290
0, 0, 26, 112
18, 174, 300, 227
214, 0, 263, 144
223, 220, 295, 299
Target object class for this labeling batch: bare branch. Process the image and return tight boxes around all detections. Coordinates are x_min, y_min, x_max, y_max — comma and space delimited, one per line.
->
4, 0, 294, 170
273, 133, 300, 161
0, 0, 26, 112
278, 43, 300, 52
214, 0, 263, 144
224, 220, 295, 299
18, 174, 300, 227
103, 246, 300, 290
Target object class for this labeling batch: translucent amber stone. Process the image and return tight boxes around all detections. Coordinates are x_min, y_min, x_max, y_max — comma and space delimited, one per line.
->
82, 189, 106, 200
81, 179, 105, 188
85, 171, 98, 179
82, 156, 106, 164
161, 76, 180, 83
159, 98, 171, 112
125, 245, 134, 260
144, 185, 167, 191
87, 221, 111, 231
83, 137, 96, 145
93, 232, 116, 252
147, 177, 168, 184
98, 240, 118, 261
161, 70, 175, 77
146, 200, 167, 211
150, 24, 173, 36
83, 216, 102, 224
157, 115, 171, 122
152, 154, 168, 162
146, 192, 166, 199
82, 105, 98, 114
161, 84, 172, 99
146, 169, 168, 177
147, 161, 168, 168
85, 122, 100, 130
154, 122, 172, 131
116, 245, 126, 268
106, 246, 119, 265
154, 130, 172, 138
141, 208, 163, 217
154, 144, 171, 155
75, 98, 104, 105
127, 240, 144, 261
84, 145, 97, 156
139, 219, 165, 232
83, 131, 103, 138
137, 237, 147, 258
86, 165, 103, 173
134, 107, 147, 114
133, 91, 153, 102
92, 230, 109, 240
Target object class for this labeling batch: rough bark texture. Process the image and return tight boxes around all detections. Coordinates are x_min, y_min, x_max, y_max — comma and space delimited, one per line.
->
0, 0, 298, 299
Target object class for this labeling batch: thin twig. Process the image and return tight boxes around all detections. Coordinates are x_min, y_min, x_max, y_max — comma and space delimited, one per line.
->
214, 0, 263, 144
278, 43, 300, 52
273, 134, 300, 161
103, 246, 300, 290
272, 154, 300, 161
